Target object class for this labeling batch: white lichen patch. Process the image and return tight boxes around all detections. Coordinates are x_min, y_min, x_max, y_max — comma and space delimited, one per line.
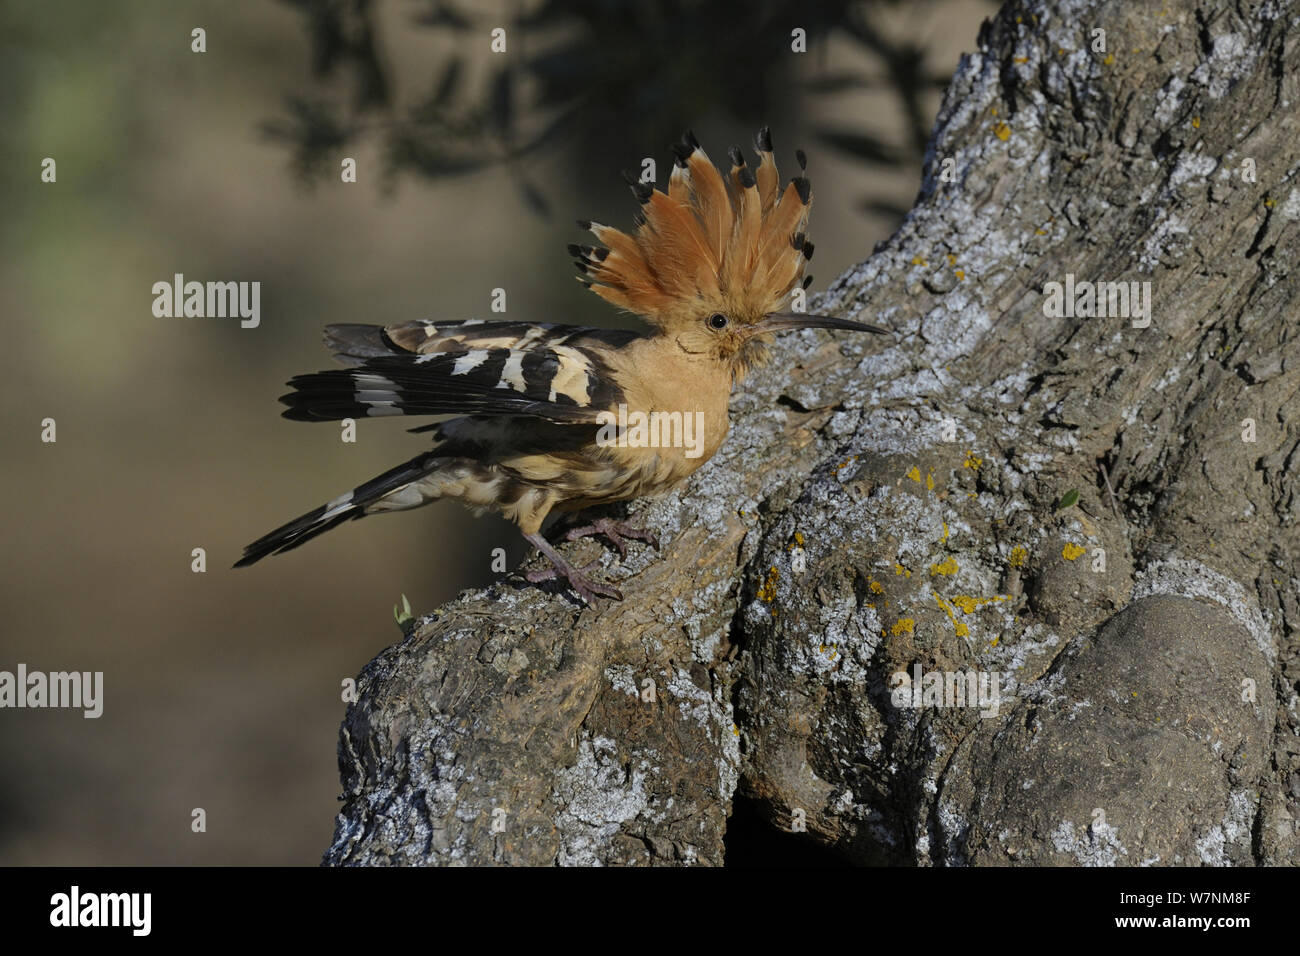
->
985, 623, 1065, 695
1170, 152, 1218, 189
665, 668, 740, 803
604, 664, 639, 698
1068, 699, 1094, 721
1153, 76, 1186, 126
787, 592, 883, 684
1194, 789, 1256, 866
936, 800, 971, 866
1190, 32, 1254, 99
1136, 212, 1189, 271
1153, 363, 1183, 391
1133, 557, 1275, 662
1280, 187, 1300, 221
1051, 818, 1128, 866
665, 667, 714, 728
552, 736, 650, 866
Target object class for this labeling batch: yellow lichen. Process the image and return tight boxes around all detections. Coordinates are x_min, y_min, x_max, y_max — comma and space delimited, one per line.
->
893, 562, 912, 578
906, 466, 922, 482
929, 557, 958, 576
951, 595, 1009, 614
1009, 546, 1028, 568
933, 594, 969, 638
891, 618, 915, 636
1062, 543, 1086, 561
963, 450, 982, 470
994, 122, 1011, 141
757, 565, 780, 602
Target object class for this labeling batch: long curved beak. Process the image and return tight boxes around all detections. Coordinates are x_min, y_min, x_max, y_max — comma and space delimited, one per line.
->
755, 311, 891, 336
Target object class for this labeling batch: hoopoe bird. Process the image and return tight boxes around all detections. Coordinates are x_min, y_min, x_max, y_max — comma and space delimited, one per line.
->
236, 129, 888, 602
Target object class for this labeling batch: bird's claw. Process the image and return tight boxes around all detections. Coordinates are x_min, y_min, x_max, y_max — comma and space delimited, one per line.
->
525, 561, 623, 603
563, 517, 660, 559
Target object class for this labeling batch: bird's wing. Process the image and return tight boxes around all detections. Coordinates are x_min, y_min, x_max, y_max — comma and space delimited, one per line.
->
281, 321, 635, 425
323, 319, 638, 364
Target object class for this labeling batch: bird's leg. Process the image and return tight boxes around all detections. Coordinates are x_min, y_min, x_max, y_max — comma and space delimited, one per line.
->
522, 531, 623, 603
562, 516, 659, 559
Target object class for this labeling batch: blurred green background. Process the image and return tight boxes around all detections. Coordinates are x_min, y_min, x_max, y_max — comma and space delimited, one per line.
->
0, 0, 990, 864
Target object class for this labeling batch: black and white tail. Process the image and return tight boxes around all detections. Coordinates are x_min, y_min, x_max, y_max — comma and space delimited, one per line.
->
233, 452, 440, 567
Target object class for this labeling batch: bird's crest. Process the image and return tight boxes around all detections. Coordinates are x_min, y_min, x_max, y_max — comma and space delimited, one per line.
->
571, 128, 814, 329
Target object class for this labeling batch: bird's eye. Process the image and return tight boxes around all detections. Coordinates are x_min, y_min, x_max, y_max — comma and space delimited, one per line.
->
707, 313, 729, 330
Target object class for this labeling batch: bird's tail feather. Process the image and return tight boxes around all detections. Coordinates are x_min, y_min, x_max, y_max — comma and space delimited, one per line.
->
234, 451, 440, 567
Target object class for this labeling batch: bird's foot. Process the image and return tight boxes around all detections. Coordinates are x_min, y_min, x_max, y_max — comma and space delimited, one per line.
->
562, 517, 659, 559
523, 532, 623, 603
524, 562, 622, 604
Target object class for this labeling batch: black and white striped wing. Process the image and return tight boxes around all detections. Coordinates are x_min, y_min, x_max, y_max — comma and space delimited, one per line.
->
323, 319, 638, 365
280, 326, 627, 424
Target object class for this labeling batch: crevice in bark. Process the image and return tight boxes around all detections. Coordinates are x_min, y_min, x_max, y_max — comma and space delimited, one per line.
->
723, 795, 851, 867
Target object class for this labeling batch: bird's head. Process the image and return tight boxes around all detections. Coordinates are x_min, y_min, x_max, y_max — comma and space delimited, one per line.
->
571, 129, 888, 380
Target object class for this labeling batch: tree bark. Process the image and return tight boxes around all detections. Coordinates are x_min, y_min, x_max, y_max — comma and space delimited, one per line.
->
323, 0, 1300, 866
